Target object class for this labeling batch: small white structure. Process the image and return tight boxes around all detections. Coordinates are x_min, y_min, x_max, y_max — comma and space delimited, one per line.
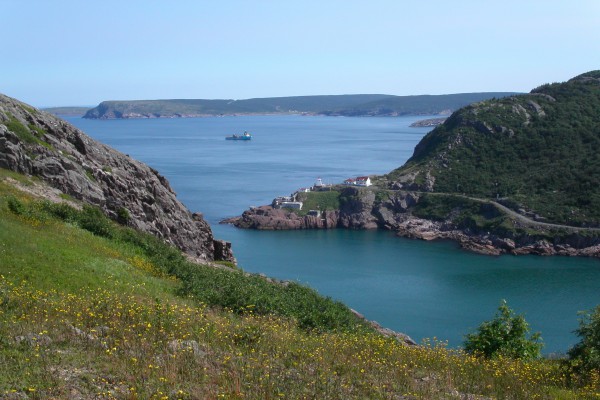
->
273, 195, 293, 203
344, 176, 372, 187
312, 177, 333, 191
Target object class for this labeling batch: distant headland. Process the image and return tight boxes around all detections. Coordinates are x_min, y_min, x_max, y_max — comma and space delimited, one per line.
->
81, 93, 518, 119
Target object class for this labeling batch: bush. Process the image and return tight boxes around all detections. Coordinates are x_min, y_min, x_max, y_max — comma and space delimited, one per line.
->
568, 305, 600, 378
464, 300, 543, 360
79, 205, 114, 238
6, 196, 26, 215
116, 207, 131, 225
176, 266, 364, 333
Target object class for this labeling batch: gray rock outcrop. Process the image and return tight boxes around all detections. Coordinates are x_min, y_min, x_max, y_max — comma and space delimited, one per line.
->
0, 93, 234, 263
225, 206, 340, 230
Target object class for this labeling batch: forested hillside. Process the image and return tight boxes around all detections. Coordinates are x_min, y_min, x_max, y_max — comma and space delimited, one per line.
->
388, 71, 600, 226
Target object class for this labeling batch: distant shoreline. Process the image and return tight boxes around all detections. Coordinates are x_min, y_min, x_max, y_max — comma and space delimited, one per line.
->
42, 106, 92, 117
80, 92, 518, 120
80, 112, 451, 120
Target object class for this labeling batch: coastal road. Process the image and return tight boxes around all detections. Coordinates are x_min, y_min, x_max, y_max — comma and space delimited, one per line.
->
423, 192, 600, 232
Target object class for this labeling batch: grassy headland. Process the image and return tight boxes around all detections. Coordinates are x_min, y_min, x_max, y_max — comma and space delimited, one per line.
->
295, 190, 341, 216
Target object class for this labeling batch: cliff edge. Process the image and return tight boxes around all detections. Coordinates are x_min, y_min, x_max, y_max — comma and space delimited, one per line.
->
0, 93, 234, 263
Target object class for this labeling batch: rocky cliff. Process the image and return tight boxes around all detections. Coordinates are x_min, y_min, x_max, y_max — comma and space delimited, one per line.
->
224, 187, 600, 257
0, 93, 234, 263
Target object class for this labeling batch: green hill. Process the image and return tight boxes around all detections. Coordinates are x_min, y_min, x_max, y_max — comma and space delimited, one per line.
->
82, 92, 518, 119
388, 71, 600, 227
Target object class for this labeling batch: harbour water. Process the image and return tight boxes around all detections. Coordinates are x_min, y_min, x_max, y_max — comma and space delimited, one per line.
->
65, 114, 600, 353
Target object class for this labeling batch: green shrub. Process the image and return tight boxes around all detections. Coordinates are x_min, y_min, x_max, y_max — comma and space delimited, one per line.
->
84, 169, 96, 182
6, 196, 50, 222
464, 300, 543, 360
6, 196, 26, 215
412, 194, 481, 222
374, 190, 390, 203
116, 207, 131, 225
5, 116, 52, 149
177, 267, 363, 333
44, 201, 80, 222
568, 305, 600, 379
6, 117, 37, 144
78, 205, 114, 238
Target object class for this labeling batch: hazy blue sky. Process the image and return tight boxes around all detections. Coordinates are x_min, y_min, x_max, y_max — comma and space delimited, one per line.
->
3, 0, 599, 107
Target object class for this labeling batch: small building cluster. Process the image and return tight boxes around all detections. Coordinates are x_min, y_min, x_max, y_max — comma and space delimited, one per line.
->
272, 194, 303, 210
343, 176, 372, 187
272, 176, 370, 211
272, 177, 327, 210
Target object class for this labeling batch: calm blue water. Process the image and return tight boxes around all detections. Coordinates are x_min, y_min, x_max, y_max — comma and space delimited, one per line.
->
65, 115, 600, 354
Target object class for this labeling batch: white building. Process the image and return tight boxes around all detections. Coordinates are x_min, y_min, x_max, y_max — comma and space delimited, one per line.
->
344, 176, 372, 187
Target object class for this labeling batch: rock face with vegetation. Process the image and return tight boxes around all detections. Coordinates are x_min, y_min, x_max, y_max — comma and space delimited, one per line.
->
0, 93, 234, 263
225, 187, 417, 231
389, 71, 600, 227
228, 72, 600, 257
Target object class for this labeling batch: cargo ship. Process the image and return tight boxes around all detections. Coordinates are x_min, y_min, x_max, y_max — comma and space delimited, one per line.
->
225, 131, 252, 140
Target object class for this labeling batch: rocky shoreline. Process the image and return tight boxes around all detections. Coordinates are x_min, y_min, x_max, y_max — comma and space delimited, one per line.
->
409, 117, 447, 127
222, 187, 600, 258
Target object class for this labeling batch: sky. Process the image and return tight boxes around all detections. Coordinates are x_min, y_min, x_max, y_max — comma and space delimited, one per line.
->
2, 0, 600, 107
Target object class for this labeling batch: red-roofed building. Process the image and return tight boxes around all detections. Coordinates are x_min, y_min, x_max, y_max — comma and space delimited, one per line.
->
344, 176, 372, 187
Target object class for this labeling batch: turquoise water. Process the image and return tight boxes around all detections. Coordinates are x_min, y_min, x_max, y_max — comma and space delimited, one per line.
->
65, 115, 600, 353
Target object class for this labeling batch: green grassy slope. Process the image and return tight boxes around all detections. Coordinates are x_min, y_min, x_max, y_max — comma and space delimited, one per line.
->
0, 170, 597, 399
